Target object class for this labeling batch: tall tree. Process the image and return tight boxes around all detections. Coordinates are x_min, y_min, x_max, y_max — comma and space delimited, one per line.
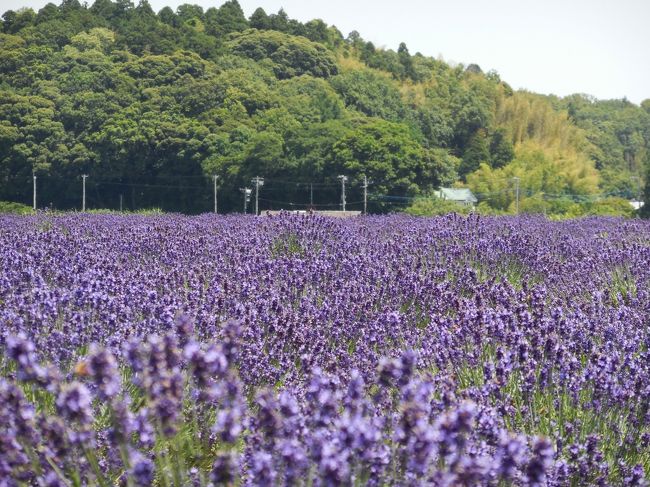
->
249, 7, 270, 30
489, 128, 514, 168
459, 129, 490, 179
641, 99, 650, 115
207, 0, 248, 37
157, 6, 176, 26
397, 42, 415, 80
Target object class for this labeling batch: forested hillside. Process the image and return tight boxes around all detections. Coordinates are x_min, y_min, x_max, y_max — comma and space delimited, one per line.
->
1, 0, 649, 214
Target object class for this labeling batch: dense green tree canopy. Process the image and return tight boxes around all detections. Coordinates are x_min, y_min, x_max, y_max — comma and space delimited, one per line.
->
226, 29, 338, 79
0, 0, 648, 215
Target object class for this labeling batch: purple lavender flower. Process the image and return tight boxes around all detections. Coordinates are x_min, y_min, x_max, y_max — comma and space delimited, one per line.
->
211, 451, 239, 485
83, 345, 121, 400
526, 436, 555, 486
39, 471, 67, 487
133, 408, 155, 448
175, 313, 194, 347
278, 438, 308, 484
214, 407, 244, 443
6, 333, 47, 385
622, 464, 648, 486
56, 381, 93, 426
315, 438, 350, 486
2, 212, 650, 485
378, 358, 401, 388
249, 451, 276, 487
128, 449, 155, 486
496, 431, 528, 480
254, 388, 282, 441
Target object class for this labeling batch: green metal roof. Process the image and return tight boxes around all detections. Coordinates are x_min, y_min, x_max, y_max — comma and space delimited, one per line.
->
438, 187, 478, 203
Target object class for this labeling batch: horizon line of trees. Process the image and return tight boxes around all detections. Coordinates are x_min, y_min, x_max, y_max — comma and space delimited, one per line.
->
1, 0, 649, 216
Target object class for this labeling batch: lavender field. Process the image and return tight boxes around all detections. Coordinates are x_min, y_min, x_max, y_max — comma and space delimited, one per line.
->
1, 213, 650, 486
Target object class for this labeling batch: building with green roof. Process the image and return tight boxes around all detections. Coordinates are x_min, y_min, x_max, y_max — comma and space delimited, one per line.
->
437, 188, 478, 207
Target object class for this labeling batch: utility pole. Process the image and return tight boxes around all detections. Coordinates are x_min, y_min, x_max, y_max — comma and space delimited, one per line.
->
631, 175, 643, 216
32, 174, 37, 211
82, 174, 88, 212
240, 187, 252, 214
362, 175, 369, 215
213, 175, 218, 214
119, 194, 123, 212
631, 175, 642, 204
251, 176, 264, 215
512, 176, 520, 215
338, 175, 348, 212
310, 183, 313, 207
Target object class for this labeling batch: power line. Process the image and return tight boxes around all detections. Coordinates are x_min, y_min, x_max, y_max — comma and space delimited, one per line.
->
261, 178, 340, 187
14, 171, 645, 215
258, 197, 364, 208
91, 180, 208, 190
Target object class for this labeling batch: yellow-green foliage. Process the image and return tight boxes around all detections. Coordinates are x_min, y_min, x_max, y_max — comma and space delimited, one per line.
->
0, 201, 33, 214
496, 91, 588, 151
467, 140, 600, 211
519, 196, 635, 218
403, 196, 472, 216
584, 197, 636, 217
336, 53, 371, 73
459, 90, 606, 214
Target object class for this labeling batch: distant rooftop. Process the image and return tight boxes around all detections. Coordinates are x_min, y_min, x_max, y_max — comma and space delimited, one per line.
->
438, 187, 478, 204
630, 200, 645, 210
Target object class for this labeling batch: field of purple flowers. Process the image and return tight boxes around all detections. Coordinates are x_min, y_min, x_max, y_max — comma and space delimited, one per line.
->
1, 212, 650, 486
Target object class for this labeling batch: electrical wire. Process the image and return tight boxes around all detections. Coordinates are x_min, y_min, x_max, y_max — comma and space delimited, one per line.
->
12, 174, 644, 211
258, 197, 365, 208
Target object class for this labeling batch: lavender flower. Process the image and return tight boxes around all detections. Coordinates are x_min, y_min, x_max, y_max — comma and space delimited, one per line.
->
1, 213, 649, 484
128, 450, 155, 486
56, 381, 93, 426
211, 451, 239, 485
526, 436, 555, 486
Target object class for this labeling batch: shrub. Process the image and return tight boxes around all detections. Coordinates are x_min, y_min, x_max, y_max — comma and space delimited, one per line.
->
403, 195, 472, 216
0, 201, 33, 214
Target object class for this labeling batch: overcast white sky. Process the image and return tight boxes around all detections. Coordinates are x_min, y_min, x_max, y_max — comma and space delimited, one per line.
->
4, 0, 649, 104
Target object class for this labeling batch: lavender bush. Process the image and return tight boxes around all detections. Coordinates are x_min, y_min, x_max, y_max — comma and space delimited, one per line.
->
1, 212, 650, 485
